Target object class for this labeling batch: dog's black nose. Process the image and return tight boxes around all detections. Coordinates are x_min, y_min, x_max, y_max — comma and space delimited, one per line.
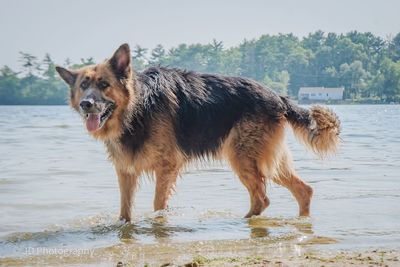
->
80, 100, 94, 111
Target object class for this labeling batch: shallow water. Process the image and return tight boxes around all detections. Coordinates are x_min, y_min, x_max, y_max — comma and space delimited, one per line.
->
0, 105, 399, 265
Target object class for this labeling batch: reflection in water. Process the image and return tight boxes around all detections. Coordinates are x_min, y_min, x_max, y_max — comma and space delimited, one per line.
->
117, 218, 194, 241
1, 214, 316, 258
247, 216, 314, 238
1, 216, 195, 259
250, 227, 270, 238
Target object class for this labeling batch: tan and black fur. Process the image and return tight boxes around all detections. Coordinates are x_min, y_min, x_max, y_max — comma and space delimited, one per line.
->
56, 44, 341, 221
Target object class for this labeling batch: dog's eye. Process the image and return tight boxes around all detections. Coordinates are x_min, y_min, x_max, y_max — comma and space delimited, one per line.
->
98, 81, 110, 90
80, 81, 89, 90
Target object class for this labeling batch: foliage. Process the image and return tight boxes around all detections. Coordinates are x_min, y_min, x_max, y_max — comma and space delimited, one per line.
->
1, 31, 400, 105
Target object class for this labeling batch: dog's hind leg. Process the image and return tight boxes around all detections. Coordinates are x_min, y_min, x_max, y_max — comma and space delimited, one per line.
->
273, 148, 313, 216
153, 161, 181, 211
223, 116, 274, 218
116, 169, 138, 222
279, 173, 313, 216
228, 155, 270, 218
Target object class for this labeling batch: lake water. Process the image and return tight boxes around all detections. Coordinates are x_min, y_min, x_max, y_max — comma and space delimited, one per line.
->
0, 105, 399, 266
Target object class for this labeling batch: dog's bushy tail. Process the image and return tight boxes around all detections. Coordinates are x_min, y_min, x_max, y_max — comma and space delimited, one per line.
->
281, 96, 341, 157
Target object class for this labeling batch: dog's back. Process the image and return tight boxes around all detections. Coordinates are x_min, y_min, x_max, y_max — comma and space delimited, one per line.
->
125, 67, 287, 158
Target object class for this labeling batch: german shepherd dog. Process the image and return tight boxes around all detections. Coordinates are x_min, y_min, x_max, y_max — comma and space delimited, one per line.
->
56, 44, 340, 222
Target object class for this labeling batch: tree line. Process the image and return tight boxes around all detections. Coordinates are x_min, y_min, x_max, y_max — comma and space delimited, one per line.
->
1, 31, 400, 105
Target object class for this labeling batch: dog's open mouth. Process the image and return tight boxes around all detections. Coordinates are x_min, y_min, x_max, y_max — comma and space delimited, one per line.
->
85, 103, 115, 132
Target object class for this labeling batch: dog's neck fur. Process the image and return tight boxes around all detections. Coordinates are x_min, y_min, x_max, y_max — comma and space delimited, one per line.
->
105, 73, 152, 159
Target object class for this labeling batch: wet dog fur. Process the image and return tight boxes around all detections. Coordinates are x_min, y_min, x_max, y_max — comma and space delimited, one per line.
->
56, 44, 341, 221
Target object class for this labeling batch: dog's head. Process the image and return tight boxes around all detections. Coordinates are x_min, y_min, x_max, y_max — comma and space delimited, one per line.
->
56, 44, 134, 140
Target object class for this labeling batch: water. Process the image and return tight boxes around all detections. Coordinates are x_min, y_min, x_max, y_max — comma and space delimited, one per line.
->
0, 105, 399, 265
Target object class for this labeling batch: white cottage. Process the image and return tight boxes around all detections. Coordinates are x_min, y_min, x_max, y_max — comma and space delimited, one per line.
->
298, 87, 344, 103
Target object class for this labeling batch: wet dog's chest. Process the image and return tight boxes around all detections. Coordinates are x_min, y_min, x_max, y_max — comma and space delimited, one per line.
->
105, 140, 152, 175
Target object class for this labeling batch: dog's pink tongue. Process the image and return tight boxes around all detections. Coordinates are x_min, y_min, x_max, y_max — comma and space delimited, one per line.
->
86, 114, 100, 132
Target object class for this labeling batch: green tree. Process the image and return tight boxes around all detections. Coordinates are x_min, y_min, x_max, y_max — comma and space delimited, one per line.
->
19, 52, 39, 77
80, 57, 95, 66
378, 58, 400, 102
1, 31, 400, 104
339, 61, 369, 99
206, 39, 224, 73
149, 44, 166, 65
42, 53, 56, 80
70, 57, 95, 69
0, 66, 20, 104
262, 70, 290, 95
132, 45, 148, 70
388, 33, 400, 62
302, 30, 325, 51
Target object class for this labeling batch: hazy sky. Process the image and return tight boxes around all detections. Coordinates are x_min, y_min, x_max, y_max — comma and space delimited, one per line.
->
1, 0, 399, 70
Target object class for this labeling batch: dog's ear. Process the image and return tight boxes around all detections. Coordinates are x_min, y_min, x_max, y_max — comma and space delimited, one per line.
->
55, 66, 77, 86
109, 43, 131, 79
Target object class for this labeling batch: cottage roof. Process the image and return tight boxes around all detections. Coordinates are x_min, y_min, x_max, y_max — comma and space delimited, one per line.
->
299, 87, 344, 94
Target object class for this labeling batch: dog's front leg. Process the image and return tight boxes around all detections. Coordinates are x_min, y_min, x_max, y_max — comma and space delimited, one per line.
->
116, 168, 138, 222
154, 163, 180, 211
